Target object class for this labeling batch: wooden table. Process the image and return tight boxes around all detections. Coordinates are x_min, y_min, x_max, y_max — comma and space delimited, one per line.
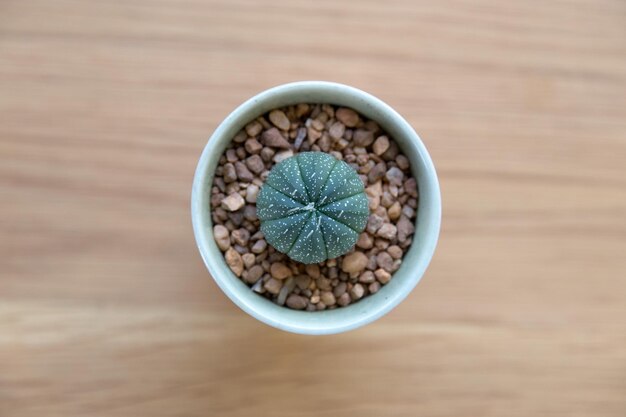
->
1, 1, 625, 416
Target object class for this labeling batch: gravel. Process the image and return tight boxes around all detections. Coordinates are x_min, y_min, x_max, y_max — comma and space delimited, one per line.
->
341, 252, 369, 274
372, 135, 390, 155
213, 225, 230, 251
224, 248, 243, 277
270, 262, 292, 280
212, 103, 418, 311
221, 193, 245, 211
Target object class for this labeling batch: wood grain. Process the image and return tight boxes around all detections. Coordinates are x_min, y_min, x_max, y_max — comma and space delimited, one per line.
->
1, 0, 625, 416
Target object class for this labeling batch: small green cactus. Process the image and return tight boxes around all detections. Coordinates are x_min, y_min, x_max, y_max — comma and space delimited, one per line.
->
256, 152, 369, 264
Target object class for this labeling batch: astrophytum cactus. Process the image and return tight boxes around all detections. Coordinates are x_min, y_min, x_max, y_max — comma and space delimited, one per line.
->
256, 152, 369, 264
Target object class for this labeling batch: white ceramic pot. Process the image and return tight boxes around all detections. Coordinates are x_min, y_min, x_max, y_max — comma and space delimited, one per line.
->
192, 81, 441, 335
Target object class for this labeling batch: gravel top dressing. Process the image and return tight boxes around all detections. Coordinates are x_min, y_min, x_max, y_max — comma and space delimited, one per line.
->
210, 103, 418, 311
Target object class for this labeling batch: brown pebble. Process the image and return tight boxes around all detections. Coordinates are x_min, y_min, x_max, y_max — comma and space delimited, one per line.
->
232, 228, 250, 247
380, 191, 394, 208
387, 245, 403, 259
261, 260, 270, 271
286, 294, 307, 310
245, 184, 259, 203
376, 223, 397, 240
234, 161, 254, 182
336, 138, 349, 150
356, 233, 373, 249
242, 253, 256, 268
295, 275, 311, 290
233, 130, 248, 143
221, 193, 245, 211
244, 138, 262, 154
305, 264, 320, 279
327, 267, 338, 279
381, 141, 399, 161
404, 177, 418, 197
372, 135, 390, 155
245, 155, 265, 175
353, 129, 374, 147
318, 133, 331, 152
317, 277, 332, 291
330, 151, 343, 160
223, 163, 237, 183
365, 181, 382, 210
359, 270, 375, 284
310, 295, 320, 304
329, 121, 345, 140
273, 149, 294, 163
260, 147, 275, 162
311, 118, 324, 131
392, 259, 402, 272
374, 268, 392, 284
243, 205, 257, 222
214, 177, 226, 193
213, 225, 230, 251
236, 147, 246, 160
366, 214, 385, 234
245, 121, 263, 137
388, 201, 402, 220
333, 282, 347, 298
376, 251, 394, 272
397, 215, 415, 242
264, 278, 283, 295
269, 109, 291, 131
385, 166, 404, 186
270, 262, 292, 280
322, 104, 334, 118
233, 244, 247, 255
228, 213, 243, 228
350, 283, 365, 300
226, 149, 238, 162
228, 211, 244, 226
213, 207, 228, 222
402, 205, 415, 219
224, 182, 239, 195
245, 265, 264, 284
369, 281, 381, 294
396, 155, 410, 170
296, 103, 310, 117
341, 252, 369, 274
307, 127, 322, 144
261, 127, 291, 149
374, 238, 390, 250
321, 291, 336, 306
337, 292, 351, 306
225, 248, 244, 277
366, 255, 378, 272
368, 162, 387, 183
251, 239, 267, 254
335, 107, 359, 127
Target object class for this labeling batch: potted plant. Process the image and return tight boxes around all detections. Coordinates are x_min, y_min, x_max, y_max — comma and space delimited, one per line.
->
191, 81, 441, 334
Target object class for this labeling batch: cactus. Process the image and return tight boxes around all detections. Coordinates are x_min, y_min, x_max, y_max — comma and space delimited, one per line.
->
256, 152, 369, 264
